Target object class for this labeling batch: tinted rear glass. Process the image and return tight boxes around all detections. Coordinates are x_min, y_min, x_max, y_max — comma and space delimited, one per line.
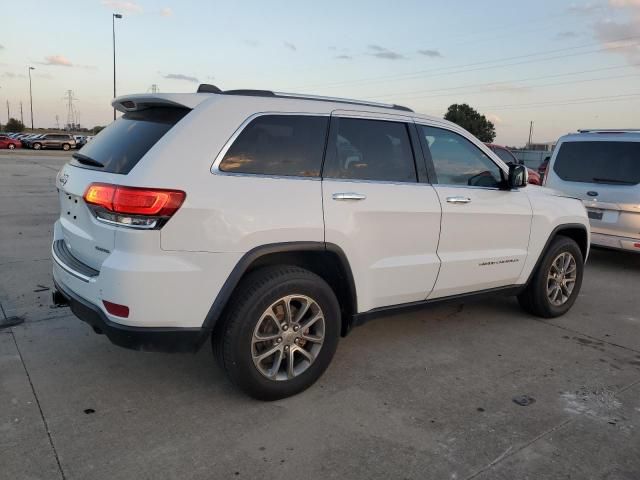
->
71, 107, 189, 174
553, 141, 640, 185
220, 115, 328, 177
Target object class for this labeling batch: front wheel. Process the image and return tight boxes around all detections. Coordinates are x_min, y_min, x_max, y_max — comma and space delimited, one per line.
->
33, 143, 42, 150
518, 236, 584, 318
213, 266, 340, 400
62, 143, 70, 151
8, 144, 15, 150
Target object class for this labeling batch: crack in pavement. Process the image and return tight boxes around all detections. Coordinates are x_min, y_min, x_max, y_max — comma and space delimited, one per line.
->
10, 330, 66, 480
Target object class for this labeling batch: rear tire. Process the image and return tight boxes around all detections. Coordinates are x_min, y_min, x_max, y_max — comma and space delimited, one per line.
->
33, 143, 42, 150
213, 265, 340, 400
518, 236, 584, 318
62, 143, 70, 151
8, 144, 15, 150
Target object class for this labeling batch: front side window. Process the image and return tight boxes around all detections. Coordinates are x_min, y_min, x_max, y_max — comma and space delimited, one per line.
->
553, 141, 640, 185
323, 118, 417, 182
419, 126, 503, 188
219, 115, 329, 177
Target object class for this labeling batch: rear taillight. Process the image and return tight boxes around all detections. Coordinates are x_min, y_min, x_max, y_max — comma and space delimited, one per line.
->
83, 183, 185, 229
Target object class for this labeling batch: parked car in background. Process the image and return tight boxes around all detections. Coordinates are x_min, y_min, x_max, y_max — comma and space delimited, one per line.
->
20, 134, 44, 148
539, 156, 550, 182
0, 135, 22, 149
74, 135, 87, 148
485, 144, 541, 185
29, 133, 76, 151
52, 86, 589, 399
544, 129, 640, 253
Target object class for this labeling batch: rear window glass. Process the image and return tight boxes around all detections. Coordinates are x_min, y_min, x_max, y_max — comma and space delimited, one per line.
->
219, 115, 329, 177
553, 141, 640, 185
71, 107, 189, 174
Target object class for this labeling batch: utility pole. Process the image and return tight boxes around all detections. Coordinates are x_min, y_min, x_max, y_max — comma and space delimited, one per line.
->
55, 115, 60, 130
20, 102, 24, 124
527, 121, 534, 148
112, 13, 123, 121
28, 66, 35, 129
5, 100, 9, 123
149, 84, 159, 93
63, 90, 78, 130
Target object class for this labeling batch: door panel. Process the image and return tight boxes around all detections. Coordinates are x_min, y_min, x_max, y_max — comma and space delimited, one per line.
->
429, 186, 531, 298
323, 180, 441, 311
322, 115, 441, 312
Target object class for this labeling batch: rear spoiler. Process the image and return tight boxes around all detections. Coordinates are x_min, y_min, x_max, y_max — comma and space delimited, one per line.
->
111, 93, 211, 113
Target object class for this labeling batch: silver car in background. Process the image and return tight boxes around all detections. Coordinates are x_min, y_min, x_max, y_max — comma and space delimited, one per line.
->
545, 129, 640, 253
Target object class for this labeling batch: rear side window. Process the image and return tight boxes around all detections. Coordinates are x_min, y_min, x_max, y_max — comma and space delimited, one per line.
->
323, 118, 417, 182
553, 141, 640, 185
72, 107, 189, 174
490, 146, 517, 164
219, 115, 329, 177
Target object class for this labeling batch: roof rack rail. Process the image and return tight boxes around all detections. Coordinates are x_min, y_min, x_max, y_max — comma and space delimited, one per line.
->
577, 128, 640, 133
195, 84, 413, 112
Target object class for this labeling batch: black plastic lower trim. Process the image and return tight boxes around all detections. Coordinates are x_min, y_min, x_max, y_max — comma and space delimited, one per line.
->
54, 280, 202, 353
352, 285, 523, 327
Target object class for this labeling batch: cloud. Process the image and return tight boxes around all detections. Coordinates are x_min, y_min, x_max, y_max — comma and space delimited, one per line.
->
482, 83, 532, 94
594, 18, 640, 64
159, 7, 173, 16
335, 54, 353, 60
284, 41, 297, 51
2, 72, 26, 79
486, 114, 503, 125
0, 44, 4, 50
367, 44, 405, 60
609, 0, 640, 7
42, 55, 73, 67
101, 0, 143, 14
556, 31, 579, 38
243, 39, 260, 47
417, 49, 442, 58
328, 46, 337, 51
567, 2, 602, 14
163, 73, 199, 82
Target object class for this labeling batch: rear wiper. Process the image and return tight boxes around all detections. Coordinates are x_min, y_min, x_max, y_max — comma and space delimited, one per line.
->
72, 153, 104, 168
592, 177, 636, 185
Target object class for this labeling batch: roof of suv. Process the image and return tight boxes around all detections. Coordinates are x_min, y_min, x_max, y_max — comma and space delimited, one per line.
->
111, 85, 450, 127
558, 130, 640, 143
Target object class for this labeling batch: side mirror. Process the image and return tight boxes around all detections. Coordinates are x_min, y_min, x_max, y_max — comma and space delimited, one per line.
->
508, 164, 528, 189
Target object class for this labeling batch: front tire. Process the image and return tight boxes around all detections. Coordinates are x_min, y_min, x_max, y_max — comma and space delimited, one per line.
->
62, 143, 70, 151
213, 266, 340, 400
518, 236, 584, 318
33, 143, 42, 150
8, 144, 15, 150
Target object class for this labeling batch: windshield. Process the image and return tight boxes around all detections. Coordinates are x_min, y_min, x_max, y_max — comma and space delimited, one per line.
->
553, 141, 640, 185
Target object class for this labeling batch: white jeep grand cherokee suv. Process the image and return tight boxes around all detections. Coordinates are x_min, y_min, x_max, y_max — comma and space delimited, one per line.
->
52, 86, 590, 400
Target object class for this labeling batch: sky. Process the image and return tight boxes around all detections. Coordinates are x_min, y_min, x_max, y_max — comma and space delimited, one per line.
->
1, 0, 639, 146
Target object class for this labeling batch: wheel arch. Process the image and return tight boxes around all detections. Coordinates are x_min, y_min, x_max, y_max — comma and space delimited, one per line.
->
525, 223, 589, 286
198, 242, 357, 347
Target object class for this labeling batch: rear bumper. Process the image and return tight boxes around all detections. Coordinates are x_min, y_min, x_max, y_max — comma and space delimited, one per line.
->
54, 279, 205, 353
591, 232, 640, 253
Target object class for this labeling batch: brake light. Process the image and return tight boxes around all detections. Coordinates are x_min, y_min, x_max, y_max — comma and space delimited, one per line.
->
83, 183, 185, 229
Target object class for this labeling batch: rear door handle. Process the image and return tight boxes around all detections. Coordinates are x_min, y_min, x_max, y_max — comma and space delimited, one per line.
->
446, 196, 471, 204
332, 192, 367, 201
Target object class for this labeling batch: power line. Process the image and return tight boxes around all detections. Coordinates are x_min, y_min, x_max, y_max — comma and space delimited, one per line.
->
477, 92, 640, 110
368, 63, 640, 100
294, 34, 640, 90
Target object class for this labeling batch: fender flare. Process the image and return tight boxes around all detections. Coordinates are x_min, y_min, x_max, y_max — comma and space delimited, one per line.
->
195, 241, 357, 346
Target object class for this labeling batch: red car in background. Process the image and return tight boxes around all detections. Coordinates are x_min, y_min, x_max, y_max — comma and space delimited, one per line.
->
0, 135, 22, 150
485, 143, 541, 185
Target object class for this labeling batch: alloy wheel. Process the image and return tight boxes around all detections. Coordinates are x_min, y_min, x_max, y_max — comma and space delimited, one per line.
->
251, 294, 325, 381
546, 252, 577, 306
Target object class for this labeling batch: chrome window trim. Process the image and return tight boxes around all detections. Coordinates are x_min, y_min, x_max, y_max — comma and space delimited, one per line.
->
210, 112, 330, 179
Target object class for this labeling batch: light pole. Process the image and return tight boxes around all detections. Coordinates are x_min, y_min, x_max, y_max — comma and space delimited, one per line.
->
28, 66, 35, 129
112, 13, 122, 121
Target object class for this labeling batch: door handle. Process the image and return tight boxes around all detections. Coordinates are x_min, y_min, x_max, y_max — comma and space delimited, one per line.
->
446, 196, 471, 204
332, 192, 367, 201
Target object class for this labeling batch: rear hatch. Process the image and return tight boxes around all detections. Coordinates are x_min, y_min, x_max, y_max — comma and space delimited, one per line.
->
550, 139, 640, 238
56, 106, 190, 271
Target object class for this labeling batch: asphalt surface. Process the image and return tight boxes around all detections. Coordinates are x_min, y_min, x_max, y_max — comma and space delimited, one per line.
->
1, 150, 639, 480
